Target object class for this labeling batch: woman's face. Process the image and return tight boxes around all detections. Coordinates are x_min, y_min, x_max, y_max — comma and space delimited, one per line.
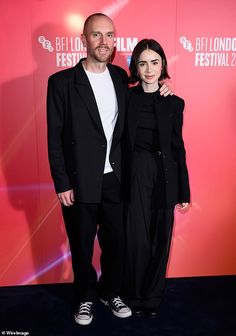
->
137, 48, 162, 85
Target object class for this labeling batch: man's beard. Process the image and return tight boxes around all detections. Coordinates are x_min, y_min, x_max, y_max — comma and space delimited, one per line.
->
90, 46, 113, 63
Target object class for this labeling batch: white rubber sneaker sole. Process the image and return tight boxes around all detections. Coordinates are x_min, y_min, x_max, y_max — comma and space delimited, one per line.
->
100, 298, 132, 318
74, 314, 93, 325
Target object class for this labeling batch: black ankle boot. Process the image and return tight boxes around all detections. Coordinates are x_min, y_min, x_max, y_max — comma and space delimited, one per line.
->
144, 307, 158, 318
131, 306, 143, 317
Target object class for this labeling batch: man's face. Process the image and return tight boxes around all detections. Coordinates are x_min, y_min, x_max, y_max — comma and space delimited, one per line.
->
81, 16, 115, 63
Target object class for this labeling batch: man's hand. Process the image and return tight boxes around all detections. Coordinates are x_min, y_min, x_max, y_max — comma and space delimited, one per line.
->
159, 83, 173, 97
57, 189, 75, 206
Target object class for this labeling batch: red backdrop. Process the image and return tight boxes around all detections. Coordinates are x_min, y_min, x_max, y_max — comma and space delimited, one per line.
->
0, 0, 236, 286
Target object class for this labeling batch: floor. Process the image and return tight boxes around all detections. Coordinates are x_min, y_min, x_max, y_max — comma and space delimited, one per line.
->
0, 276, 235, 336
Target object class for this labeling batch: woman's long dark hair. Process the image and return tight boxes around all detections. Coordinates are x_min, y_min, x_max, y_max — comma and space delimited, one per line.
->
129, 39, 170, 84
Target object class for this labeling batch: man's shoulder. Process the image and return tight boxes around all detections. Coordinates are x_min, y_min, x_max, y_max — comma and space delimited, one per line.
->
108, 63, 125, 72
108, 63, 128, 80
127, 84, 141, 95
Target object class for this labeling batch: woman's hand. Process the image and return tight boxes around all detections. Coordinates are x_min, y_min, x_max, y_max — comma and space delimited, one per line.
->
177, 202, 190, 211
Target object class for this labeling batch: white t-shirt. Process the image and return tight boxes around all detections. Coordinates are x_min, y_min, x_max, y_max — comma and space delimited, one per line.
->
85, 67, 118, 174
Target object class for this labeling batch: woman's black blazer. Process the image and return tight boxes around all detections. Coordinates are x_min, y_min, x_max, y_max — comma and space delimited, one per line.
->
124, 85, 190, 208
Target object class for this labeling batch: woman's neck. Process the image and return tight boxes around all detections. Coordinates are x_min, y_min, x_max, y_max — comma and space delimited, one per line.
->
142, 82, 159, 93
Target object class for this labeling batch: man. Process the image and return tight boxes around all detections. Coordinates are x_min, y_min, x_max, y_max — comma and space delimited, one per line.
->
47, 13, 171, 326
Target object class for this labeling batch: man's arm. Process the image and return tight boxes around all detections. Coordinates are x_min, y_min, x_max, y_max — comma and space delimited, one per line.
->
47, 74, 72, 194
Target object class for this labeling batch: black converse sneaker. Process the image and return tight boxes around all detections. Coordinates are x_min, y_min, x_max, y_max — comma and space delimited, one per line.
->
74, 302, 93, 325
100, 296, 132, 318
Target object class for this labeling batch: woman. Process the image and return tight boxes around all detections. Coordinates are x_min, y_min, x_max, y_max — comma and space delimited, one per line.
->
123, 39, 190, 317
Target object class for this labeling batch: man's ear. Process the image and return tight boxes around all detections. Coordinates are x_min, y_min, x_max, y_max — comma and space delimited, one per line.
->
81, 34, 87, 48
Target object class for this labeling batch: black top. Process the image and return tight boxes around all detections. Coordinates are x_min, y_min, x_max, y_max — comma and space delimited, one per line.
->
134, 91, 159, 152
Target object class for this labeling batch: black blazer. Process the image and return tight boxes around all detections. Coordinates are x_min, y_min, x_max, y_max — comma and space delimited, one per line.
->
124, 85, 190, 208
47, 60, 128, 202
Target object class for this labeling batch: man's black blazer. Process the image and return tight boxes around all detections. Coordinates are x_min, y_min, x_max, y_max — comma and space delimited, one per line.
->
47, 60, 128, 203
124, 85, 190, 208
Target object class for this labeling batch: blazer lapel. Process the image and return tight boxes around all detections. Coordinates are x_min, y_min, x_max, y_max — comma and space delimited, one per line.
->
73, 61, 105, 136
107, 64, 126, 138
127, 86, 143, 147
154, 94, 171, 141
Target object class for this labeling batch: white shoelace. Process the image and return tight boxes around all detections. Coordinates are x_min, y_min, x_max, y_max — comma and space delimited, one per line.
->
78, 302, 93, 315
111, 297, 126, 309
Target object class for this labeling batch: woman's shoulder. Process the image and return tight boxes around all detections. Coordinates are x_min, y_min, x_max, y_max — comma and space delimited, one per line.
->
168, 94, 185, 109
127, 84, 142, 98
128, 84, 142, 92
